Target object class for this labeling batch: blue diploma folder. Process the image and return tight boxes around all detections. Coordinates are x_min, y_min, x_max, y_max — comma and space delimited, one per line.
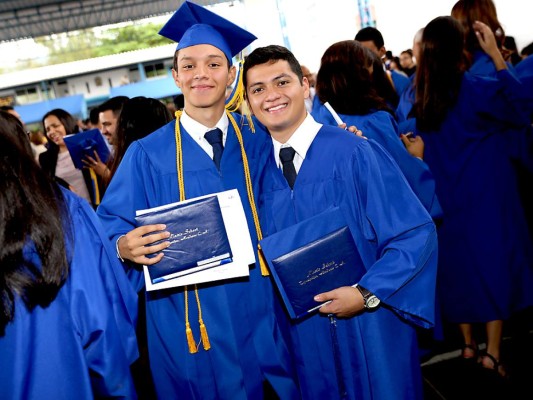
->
135, 195, 233, 284
260, 208, 364, 319
63, 128, 111, 170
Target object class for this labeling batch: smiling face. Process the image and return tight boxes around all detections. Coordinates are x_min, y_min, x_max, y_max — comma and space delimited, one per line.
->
44, 114, 67, 148
172, 44, 236, 123
99, 109, 119, 145
245, 60, 309, 143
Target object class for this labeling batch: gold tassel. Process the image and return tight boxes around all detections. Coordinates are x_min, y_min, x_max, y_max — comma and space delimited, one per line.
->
199, 319, 211, 350
89, 167, 100, 205
258, 244, 269, 276
245, 111, 256, 134
225, 58, 244, 113
194, 285, 211, 351
184, 286, 198, 354
185, 322, 197, 354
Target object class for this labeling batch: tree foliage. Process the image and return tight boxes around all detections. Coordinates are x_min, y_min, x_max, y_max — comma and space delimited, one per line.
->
28, 22, 172, 68
93, 23, 172, 57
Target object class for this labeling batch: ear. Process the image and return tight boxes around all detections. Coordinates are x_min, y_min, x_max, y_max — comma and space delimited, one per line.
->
379, 46, 387, 58
302, 76, 311, 100
172, 68, 181, 89
227, 65, 237, 86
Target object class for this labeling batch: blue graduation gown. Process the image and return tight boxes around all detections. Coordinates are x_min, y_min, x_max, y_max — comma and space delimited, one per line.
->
415, 66, 533, 323
97, 116, 299, 400
396, 75, 416, 134
515, 55, 533, 115
0, 189, 138, 399
391, 69, 410, 96
312, 105, 442, 220
258, 124, 438, 400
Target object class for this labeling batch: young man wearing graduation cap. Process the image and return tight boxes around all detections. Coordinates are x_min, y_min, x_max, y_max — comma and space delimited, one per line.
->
243, 45, 438, 400
97, 2, 299, 399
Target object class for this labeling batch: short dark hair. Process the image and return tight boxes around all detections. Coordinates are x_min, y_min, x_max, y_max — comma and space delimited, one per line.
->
355, 27, 385, 49
243, 45, 303, 90
521, 41, 533, 57
89, 107, 100, 125
0, 105, 15, 112
98, 96, 129, 117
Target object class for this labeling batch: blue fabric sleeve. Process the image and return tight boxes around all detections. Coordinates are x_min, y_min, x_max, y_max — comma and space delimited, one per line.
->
66, 191, 139, 397
347, 140, 438, 328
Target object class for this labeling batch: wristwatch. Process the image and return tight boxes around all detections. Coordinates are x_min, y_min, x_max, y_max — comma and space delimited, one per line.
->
356, 285, 381, 310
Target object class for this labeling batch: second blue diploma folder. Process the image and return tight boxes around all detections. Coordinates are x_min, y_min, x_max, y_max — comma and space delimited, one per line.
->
135, 195, 233, 284
260, 207, 365, 319
63, 128, 110, 170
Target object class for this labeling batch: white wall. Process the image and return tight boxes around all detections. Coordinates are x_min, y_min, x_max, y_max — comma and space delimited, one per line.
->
240, 0, 360, 72
67, 68, 130, 98
238, 0, 533, 73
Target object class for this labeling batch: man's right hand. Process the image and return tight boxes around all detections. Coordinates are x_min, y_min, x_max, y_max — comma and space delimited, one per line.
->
118, 224, 170, 265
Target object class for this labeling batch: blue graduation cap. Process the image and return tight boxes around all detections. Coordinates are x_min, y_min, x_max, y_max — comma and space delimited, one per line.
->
159, 1, 257, 63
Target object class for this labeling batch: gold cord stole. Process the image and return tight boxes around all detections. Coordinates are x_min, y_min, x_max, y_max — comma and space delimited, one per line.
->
173, 110, 268, 353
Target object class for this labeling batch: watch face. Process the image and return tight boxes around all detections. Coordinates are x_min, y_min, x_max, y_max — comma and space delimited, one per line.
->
366, 295, 381, 309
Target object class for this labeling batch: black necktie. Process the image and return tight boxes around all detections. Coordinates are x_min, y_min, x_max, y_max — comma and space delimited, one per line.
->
204, 128, 224, 170
279, 146, 297, 189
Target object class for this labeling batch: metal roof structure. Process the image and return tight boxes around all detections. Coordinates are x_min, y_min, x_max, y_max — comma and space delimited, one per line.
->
0, 0, 229, 43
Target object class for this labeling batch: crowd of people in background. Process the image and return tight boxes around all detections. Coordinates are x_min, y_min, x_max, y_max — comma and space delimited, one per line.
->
1, 0, 532, 399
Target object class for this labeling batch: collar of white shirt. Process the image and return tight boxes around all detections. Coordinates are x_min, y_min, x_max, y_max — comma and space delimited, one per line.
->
180, 110, 229, 158
272, 113, 322, 173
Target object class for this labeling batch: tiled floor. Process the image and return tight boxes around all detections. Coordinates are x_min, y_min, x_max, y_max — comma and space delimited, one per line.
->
133, 307, 532, 399
421, 308, 533, 400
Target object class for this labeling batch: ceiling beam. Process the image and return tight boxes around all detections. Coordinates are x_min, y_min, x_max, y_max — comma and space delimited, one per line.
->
0, 0, 229, 42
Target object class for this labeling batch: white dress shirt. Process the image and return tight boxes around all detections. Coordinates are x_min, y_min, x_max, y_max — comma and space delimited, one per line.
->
180, 110, 229, 159
272, 113, 322, 173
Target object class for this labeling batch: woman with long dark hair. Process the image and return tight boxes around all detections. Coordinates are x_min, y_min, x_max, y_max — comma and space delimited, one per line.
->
312, 39, 441, 219
39, 108, 99, 207
451, 0, 505, 66
106, 96, 173, 185
412, 16, 533, 378
0, 112, 139, 398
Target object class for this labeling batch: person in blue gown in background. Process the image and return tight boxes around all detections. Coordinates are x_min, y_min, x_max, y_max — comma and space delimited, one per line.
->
396, 28, 424, 135
355, 26, 411, 98
96, 2, 299, 399
244, 44, 438, 400
0, 112, 138, 399
311, 39, 442, 221
411, 15, 533, 377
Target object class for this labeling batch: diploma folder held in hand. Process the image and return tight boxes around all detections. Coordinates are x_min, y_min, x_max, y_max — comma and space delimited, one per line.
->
260, 208, 364, 319
135, 195, 232, 284
63, 128, 111, 170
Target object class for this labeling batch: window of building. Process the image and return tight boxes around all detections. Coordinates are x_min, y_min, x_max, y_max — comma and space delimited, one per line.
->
41, 83, 55, 100
95, 76, 103, 87
15, 87, 39, 104
145, 62, 167, 78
